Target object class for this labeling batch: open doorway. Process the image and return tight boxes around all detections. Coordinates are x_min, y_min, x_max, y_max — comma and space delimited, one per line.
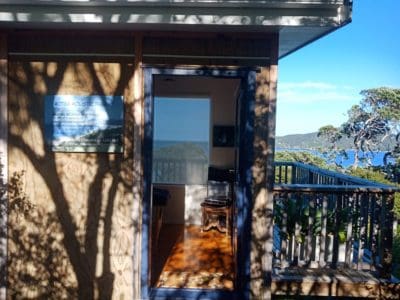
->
149, 74, 240, 290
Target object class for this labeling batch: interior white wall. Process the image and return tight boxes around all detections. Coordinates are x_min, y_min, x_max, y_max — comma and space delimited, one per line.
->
184, 185, 207, 225
154, 76, 239, 225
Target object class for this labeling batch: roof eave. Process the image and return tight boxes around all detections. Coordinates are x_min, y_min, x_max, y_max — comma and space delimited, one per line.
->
0, 1, 353, 59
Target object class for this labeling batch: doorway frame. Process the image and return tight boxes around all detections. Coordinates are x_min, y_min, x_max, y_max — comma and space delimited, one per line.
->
142, 67, 256, 300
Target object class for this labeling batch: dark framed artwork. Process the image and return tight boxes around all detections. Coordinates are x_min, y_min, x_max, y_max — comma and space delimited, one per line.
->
213, 125, 235, 147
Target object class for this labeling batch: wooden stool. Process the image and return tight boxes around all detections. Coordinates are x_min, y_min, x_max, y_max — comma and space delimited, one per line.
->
201, 202, 232, 235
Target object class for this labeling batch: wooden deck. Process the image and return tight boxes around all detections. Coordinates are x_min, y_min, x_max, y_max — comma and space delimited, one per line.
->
272, 267, 400, 298
272, 162, 400, 299
152, 224, 234, 290
150, 224, 400, 298
148, 161, 400, 298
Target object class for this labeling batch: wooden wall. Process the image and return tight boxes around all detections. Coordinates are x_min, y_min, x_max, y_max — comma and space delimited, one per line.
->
4, 30, 278, 300
7, 58, 136, 299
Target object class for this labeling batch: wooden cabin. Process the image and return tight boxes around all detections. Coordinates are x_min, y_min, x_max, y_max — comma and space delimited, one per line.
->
0, 1, 398, 299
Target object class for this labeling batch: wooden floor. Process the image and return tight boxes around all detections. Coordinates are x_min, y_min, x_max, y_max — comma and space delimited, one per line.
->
272, 266, 400, 298
152, 224, 234, 290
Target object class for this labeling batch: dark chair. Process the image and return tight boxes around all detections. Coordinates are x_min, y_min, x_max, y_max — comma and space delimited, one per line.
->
152, 187, 170, 248
201, 179, 232, 235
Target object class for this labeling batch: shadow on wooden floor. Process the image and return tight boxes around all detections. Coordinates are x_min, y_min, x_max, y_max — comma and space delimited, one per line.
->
151, 224, 234, 290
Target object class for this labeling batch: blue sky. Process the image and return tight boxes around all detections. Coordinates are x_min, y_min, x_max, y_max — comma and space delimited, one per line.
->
154, 97, 210, 142
276, 0, 400, 136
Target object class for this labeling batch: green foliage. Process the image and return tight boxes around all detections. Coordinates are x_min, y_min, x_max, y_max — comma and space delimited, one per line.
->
348, 166, 391, 183
317, 125, 342, 145
347, 167, 400, 219
275, 151, 329, 169
316, 90, 400, 232
360, 87, 400, 121
318, 87, 400, 171
277, 131, 397, 152
274, 194, 349, 245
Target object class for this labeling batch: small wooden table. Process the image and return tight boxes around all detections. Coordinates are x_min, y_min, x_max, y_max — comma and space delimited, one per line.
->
200, 202, 232, 235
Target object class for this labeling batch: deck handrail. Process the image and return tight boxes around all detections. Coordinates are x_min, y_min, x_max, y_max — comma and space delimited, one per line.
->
274, 161, 398, 189
274, 184, 399, 193
272, 161, 398, 280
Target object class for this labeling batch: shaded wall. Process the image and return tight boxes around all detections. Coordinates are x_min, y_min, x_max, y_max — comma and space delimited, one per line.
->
7, 59, 135, 299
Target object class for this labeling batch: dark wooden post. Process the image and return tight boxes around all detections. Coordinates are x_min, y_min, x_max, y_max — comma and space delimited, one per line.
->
381, 192, 394, 278
250, 34, 278, 299
0, 33, 8, 300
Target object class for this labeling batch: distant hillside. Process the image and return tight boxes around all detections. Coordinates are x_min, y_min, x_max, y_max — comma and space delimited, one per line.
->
276, 132, 396, 151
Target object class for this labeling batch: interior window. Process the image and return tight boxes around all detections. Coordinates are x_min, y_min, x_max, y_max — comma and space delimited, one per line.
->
152, 97, 210, 184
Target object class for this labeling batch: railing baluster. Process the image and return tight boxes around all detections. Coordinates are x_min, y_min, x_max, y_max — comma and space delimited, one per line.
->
278, 165, 282, 184
370, 194, 379, 271
380, 193, 394, 278
306, 193, 315, 265
284, 165, 288, 184
280, 193, 289, 267
356, 194, 365, 270
174, 160, 178, 182
273, 161, 397, 280
332, 193, 342, 268
345, 193, 354, 267
162, 161, 166, 182
319, 194, 328, 267
353, 193, 360, 268
293, 193, 301, 266
290, 165, 295, 184
358, 193, 368, 270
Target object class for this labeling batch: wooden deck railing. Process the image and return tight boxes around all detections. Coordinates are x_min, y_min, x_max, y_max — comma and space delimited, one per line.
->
152, 157, 208, 184
273, 161, 398, 279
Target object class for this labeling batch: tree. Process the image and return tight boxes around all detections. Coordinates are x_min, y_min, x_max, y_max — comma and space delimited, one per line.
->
317, 125, 348, 166
275, 150, 329, 168
318, 87, 400, 172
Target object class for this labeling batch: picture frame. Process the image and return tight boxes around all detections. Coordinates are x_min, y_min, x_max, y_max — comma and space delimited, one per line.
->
213, 125, 235, 147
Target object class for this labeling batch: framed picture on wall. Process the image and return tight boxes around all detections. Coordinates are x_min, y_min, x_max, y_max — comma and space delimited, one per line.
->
213, 125, 235, 147
44, 95, 124, 152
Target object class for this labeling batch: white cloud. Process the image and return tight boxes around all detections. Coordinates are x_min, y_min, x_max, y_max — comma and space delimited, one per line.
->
277, 81, 358, 104
276, 81, 362, 136
279, 81, 337, 90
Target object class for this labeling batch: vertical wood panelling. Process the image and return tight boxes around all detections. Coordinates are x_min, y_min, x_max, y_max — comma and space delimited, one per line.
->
132, 34, 143, 300
250, 34, 278, 300
0, 33, 8, 300
7, 59, 135, 299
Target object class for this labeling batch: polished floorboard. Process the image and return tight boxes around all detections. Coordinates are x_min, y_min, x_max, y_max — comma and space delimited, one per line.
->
152, 224, 234, 290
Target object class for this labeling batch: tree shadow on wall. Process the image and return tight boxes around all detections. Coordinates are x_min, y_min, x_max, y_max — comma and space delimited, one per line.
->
7, 171, 78, 299
6, 60, 136, 299
0, 157, 7, 296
